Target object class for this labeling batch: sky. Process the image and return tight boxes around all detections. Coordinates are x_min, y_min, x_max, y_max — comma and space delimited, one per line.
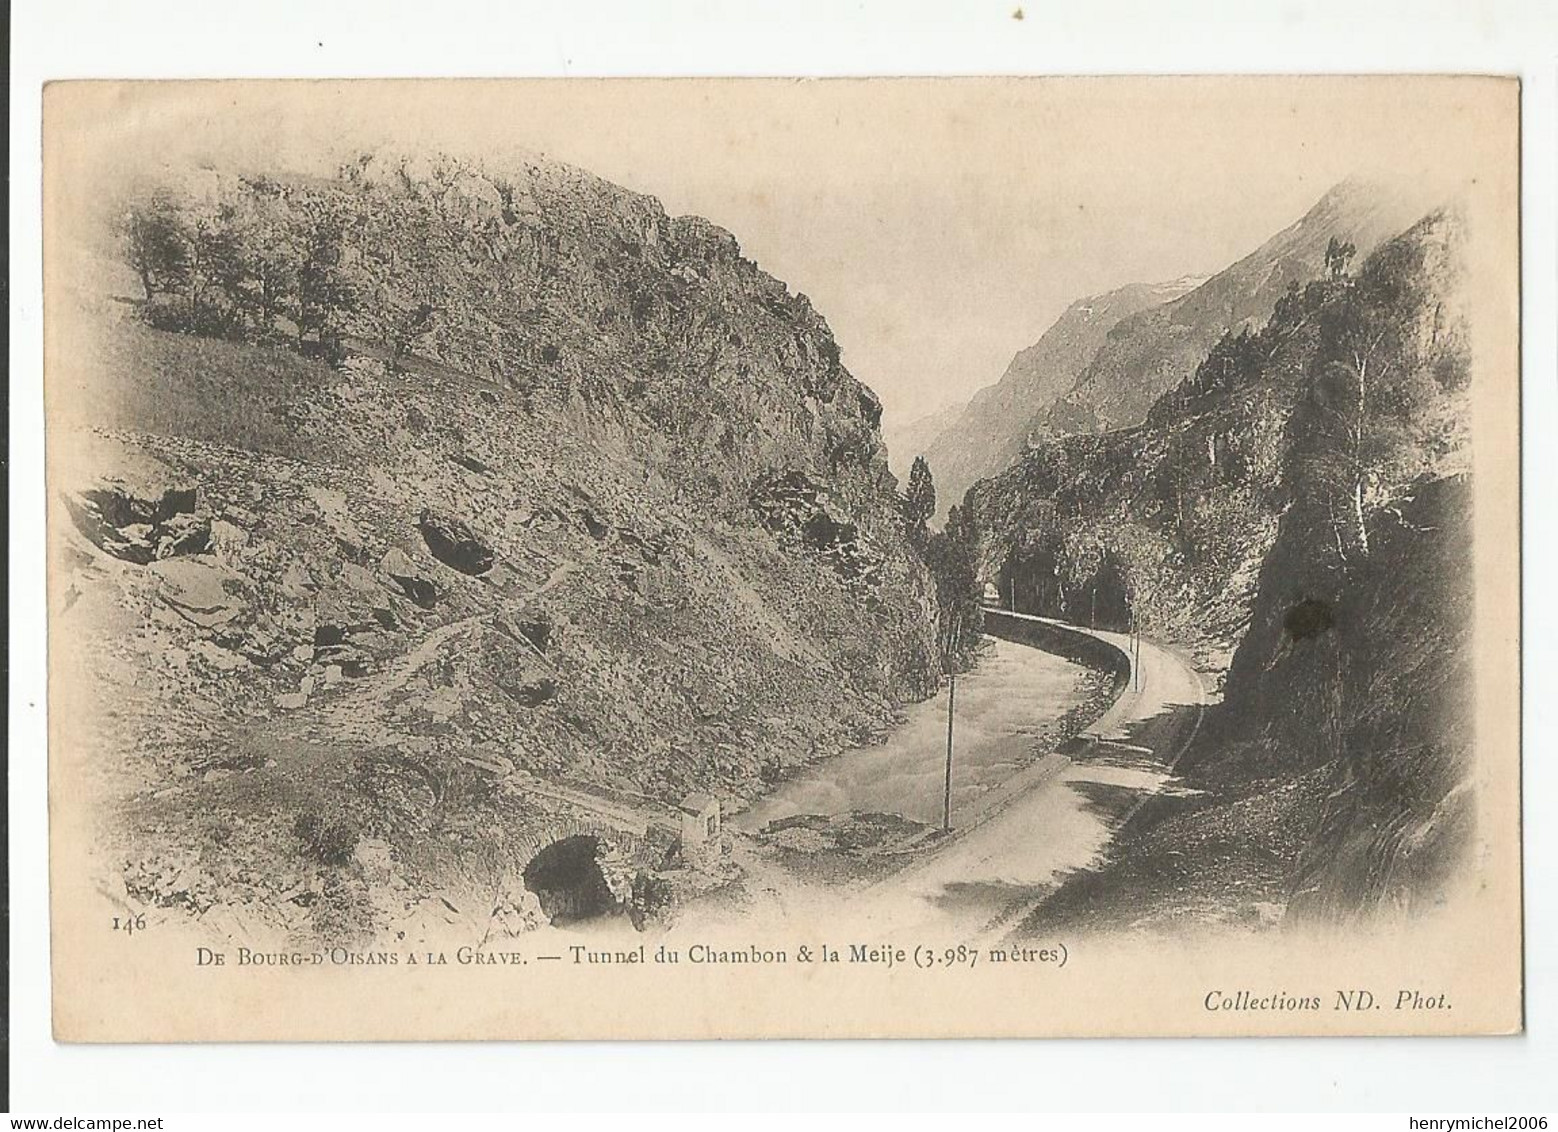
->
64, 77, 1506, 433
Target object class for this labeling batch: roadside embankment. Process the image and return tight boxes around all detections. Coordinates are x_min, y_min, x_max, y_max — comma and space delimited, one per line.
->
982, 608, 1130, 703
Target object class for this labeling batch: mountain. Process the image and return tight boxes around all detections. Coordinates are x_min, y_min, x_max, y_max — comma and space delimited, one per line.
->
919, 277, 1203, 517
52, 150, 942, 943
922, 176, 1434, 519
972, 206, 1477, 925
1044, 176, 1435, 435
883, 401, 964, 481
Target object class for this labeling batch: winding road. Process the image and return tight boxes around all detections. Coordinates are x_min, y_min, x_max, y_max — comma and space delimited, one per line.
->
850, 609, 1210, 943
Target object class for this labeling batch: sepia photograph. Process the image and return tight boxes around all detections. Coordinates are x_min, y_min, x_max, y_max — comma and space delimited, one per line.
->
41, 75, 1520, 1042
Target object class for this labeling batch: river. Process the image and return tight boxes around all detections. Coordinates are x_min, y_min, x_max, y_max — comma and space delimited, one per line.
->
732, 636, 1102, 832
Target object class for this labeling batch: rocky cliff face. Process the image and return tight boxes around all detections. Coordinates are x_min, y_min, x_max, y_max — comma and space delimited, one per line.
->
53, 150, 939, 942
1226, 475, 1474, 920
978, 206, 1479, 925
973, 207, 1470, 673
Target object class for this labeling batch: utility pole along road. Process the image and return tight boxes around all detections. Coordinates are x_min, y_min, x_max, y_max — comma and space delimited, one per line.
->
850, 610, 1209, 945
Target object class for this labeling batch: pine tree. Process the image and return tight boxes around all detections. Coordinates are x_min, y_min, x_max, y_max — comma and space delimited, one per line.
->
927, 502, 983, 674
903, 455, 936, 543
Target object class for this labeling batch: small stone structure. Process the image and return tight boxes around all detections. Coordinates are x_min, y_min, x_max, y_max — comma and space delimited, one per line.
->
678, 792, 721, 846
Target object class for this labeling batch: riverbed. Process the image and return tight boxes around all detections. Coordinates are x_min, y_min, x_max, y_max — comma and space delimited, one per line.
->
733, 636, 1108, 832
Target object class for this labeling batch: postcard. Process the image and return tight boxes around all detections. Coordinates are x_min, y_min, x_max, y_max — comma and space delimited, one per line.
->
44, 76, 1520, 1040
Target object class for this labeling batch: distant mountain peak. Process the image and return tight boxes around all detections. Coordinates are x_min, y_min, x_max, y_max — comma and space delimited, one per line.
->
914, 175, 1437, 517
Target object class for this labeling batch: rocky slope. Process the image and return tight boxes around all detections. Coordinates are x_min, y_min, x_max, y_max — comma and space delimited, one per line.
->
1024, 474, 1474, 935
1227, 474, 1475, 920
884, 401, 962, 482
918, 276, 1202, 517
1044, 177, 1436, 436
918, 179, 1433, 522
52, 150, 941, 944
979, 206, 1479, 926
973, 207, 1470, 671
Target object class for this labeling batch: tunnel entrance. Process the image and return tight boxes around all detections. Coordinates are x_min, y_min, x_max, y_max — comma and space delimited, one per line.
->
1000, 544, 1133, 632
522, 836, 622, 926
998, 545, 1066, 618
1084, 552, 1133, 633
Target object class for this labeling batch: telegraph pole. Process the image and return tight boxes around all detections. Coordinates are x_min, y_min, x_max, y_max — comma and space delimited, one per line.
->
1130, 608, 1141, 691
941, 610, 964, 833
1135, 615, 1142, 692
943, 671, 956, 831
